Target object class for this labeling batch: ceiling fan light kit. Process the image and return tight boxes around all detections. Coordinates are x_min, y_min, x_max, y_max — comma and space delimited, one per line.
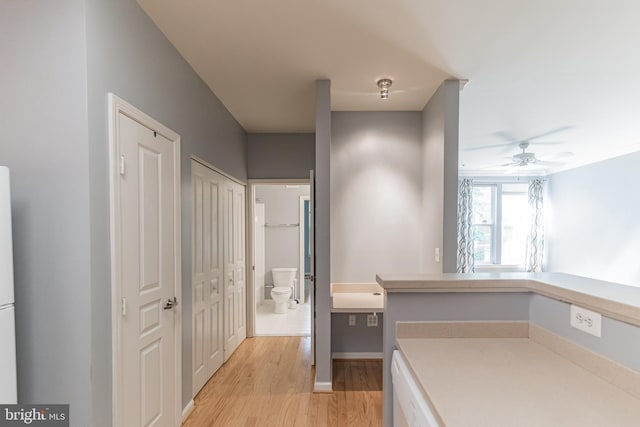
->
512, 142, 537, 166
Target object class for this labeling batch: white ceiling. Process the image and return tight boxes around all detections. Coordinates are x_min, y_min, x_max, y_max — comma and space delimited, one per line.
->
138, 0, 640, 175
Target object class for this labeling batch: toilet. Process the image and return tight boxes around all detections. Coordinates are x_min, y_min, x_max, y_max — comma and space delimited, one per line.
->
271, 268, 297, 314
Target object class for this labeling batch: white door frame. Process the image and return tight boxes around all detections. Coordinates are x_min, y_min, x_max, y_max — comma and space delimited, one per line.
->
108, 94, 182, 426
246, 179, 310, 337
299, 195, 310, 303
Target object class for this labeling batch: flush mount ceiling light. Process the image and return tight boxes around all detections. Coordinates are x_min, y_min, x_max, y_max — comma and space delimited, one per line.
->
377, 78, 393, 99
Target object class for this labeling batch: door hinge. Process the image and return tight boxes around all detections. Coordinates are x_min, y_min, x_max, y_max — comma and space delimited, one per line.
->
121, 297, 127, 316
119, 154, 125, 176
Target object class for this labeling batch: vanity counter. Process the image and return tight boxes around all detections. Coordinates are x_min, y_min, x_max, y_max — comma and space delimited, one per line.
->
331, 283, 384, 313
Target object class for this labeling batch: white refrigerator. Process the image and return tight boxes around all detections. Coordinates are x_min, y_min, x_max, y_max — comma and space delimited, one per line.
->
0, 166, 17, 403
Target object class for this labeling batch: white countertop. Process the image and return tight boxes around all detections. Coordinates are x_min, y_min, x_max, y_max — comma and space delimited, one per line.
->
331, 292, 384, 313
397, 337, 640, 427
331, 283, 384, 313
377, 272, 640, 326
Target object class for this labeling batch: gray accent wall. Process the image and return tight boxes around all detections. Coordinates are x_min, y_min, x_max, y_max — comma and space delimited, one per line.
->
314, 80, 332, 386
421, 88, 445, 273
248, 133, 315, 179
0, 1, 92, 424
530, 295, 640, 372
85, 0, 247, 422
421, 81, 460, 274
331, 112, 423, 282
331, 313, 383, 354
545, 151, 640, 287
442, 81, 460, 273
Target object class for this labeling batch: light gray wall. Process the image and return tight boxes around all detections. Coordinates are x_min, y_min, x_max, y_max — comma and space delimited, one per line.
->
442, 81, 460, 273
331, 112, 423, 282
85, 0, 247, 423
255, 185, 310, 299
248, 133, 315, 179
545, 151, 640, 287
421, 88, 445, 273
530, 295, 640, 372
314, 80, 332, 386
0, 1, 92, 423
421, 81, 460, 273
331, 313, 383, 354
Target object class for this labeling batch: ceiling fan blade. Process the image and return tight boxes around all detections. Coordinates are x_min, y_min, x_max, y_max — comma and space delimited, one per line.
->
493, 131, 518, 143
534, 160, 563, 167
542, 151, 574, 160
465, 142, 516, 151
529, 141, 564, 146
526, 126, 572, 141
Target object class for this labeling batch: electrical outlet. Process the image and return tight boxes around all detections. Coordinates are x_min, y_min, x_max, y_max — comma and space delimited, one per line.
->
435, 248, 440, 263
348, 315, 356, 326
367, 314, 378, 327
570, 305, 602, 337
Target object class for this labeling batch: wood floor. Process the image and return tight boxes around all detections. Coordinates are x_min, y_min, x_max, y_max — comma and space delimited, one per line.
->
183, 337, 382, 427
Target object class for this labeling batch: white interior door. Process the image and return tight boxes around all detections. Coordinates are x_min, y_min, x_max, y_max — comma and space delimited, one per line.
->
224, 181, 247, 360
191, 161, 224, 396
0, 305, 17, 404
116, 112, 179, 427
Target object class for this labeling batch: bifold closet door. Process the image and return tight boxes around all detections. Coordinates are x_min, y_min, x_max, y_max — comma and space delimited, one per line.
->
223, 180, 246, 360
191, 161, 224, 395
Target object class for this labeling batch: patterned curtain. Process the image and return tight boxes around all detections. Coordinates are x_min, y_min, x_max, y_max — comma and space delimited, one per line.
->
525, 179, 544, 272
456, 178, 475, 273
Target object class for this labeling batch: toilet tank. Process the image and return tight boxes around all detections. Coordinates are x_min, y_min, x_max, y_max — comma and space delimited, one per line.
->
272, 268, 297, 287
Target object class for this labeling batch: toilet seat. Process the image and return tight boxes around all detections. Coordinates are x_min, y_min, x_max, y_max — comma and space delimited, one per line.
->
271, 286, 291, 295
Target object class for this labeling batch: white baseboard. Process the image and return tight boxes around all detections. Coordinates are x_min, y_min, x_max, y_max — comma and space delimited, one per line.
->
332, 352, 383, 360
314, 381, 333, 393
313, 371, 333, 393
182, 399, 195, 423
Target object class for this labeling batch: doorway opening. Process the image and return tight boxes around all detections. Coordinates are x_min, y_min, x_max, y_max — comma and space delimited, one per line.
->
250, 182, 312, 336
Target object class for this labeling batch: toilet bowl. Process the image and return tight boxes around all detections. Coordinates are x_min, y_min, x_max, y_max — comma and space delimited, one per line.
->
271, 268, 297, 314
271, 287, 292, 314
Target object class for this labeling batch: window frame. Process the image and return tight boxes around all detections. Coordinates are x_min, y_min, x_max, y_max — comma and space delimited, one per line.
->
471, 184, 497, 264
472, 181, 529, 268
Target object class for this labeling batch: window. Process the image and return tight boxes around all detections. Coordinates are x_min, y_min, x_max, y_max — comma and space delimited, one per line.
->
472, 183, 530, 267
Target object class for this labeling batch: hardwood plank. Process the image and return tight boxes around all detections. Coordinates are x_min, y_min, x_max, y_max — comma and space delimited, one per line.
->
183, 337, 382, 426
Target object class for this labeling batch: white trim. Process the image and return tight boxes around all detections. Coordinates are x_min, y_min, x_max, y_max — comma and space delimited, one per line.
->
332, 352, 383, 360
299, 195, 310, 303
248, 179, 311, 337
182, 399, 195, 423
191, 155, 246, 185
248, 178, 311, 185
247, 183, 255, 337
108, 94, 182, 427
313, 380, 333, 393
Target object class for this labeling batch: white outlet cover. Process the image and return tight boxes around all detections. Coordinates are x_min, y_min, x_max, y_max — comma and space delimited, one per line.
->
367, 314, 378, 327
570, 305, 602, 337
348, 315, 356, 326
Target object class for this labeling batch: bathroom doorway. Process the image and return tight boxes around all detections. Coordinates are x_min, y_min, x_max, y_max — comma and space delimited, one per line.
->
249, 182, 312, 337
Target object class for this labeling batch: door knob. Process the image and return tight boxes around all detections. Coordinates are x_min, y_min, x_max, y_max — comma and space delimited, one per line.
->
163, 297, 178, 310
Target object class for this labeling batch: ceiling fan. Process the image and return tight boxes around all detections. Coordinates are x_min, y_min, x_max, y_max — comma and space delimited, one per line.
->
466, 127, 574, 173
489, 141, 573, 173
